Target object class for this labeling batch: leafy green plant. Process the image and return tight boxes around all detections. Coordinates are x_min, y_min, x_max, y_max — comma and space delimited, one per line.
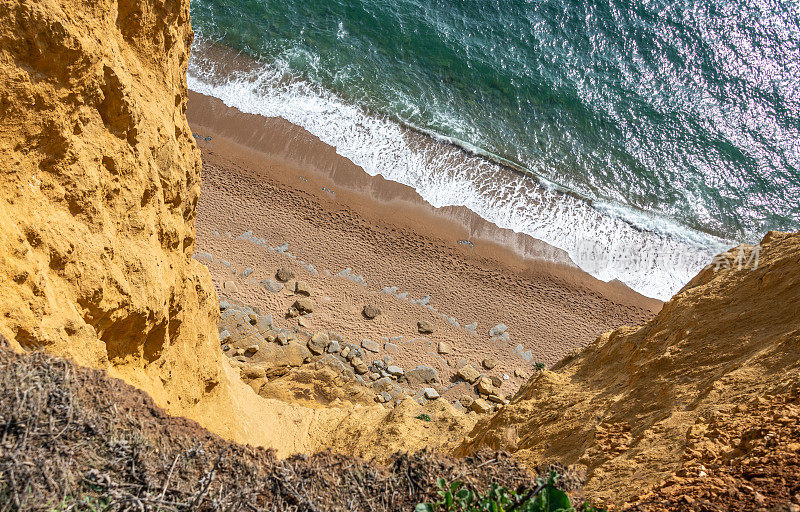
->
416, 413, 432, 422
534, 362, 546, 372
416, 471, 603, 512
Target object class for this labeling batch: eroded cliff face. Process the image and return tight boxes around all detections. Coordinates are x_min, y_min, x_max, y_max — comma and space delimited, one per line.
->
458, 231, 800, 506
0, 0, 219, 404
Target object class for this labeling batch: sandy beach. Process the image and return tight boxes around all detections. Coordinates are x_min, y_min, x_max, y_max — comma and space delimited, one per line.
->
187, 91, 662, 398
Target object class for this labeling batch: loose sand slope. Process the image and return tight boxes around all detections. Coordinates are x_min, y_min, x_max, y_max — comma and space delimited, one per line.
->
458, 231, 800, 507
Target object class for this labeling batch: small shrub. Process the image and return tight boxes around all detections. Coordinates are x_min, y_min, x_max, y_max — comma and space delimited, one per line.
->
415, 413, 432, 422
534, 362, 546, 372
416, 471, 603, 512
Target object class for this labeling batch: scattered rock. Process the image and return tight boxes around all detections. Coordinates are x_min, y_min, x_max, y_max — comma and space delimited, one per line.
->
402, 365, 438, 386
361, 339, 380, 353
219, 330, 231, 343
245, 345, 259, 355
482, 358, 496, 370
293, 298, 314, 314
223, 281, 238, 294
489, 324, 507, 337
490, 375, 503, 388
362, 304, 381, 319
464, 322, 478, 333
277, 332, 289, 345
470, 398, 491, 414
459, 395, 474, 408
417, 320, 434, 334
386, 365, 404, 377
423, 387, 440, 400
275, 268, 294, 282
326, 340, 340, 353
503, 373, 510, 381
384, 342, 399, 354
307, 333, 328, 355
488, 393, 506, 404
260, 278, 284, 293
476, 376, 494, 395
298, 317, 310, 328
456, 364, 481, 384
295, 280, 311, 296
514, 369, 529, 379
340, 346, 351, 359
353, 363, 369, 375
437, 341, 452, 354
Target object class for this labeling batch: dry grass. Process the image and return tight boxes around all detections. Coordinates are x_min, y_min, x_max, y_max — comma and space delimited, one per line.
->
0, 337, 546, 511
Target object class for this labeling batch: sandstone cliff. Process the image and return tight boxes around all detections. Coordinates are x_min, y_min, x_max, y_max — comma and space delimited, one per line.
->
0, 0, 242, 431
458, 231, 800, 507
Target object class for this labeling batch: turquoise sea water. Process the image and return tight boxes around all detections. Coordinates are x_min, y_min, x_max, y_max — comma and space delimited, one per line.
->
187, 0, 800, 299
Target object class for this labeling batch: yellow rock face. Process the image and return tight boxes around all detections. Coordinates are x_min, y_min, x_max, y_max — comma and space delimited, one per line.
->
457, 231, 800, 506
0, 0, 221, 413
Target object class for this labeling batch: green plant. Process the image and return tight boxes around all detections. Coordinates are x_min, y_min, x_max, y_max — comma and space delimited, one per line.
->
416, 413, 432, 422
534, 362, 546, 372
52, 494, 111, 511
416, 471, 603, 512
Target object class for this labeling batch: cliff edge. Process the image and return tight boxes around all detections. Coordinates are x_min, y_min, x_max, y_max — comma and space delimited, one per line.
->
458, 231, 800, 507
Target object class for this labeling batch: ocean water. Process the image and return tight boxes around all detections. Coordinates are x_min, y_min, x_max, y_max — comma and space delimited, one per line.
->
187, 0, 800, 300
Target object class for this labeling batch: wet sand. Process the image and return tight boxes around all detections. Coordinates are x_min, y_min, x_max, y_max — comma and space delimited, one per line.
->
188, 91, 662, 396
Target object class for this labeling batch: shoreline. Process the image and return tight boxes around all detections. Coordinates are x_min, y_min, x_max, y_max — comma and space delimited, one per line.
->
188, 91, 662, 309
187, 91, 662, 390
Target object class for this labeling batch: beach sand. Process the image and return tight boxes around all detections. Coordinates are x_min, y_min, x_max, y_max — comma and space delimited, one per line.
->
188, 91, 662, 399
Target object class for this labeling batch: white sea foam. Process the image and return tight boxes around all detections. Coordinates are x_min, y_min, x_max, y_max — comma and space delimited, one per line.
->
187, 52, 733, 300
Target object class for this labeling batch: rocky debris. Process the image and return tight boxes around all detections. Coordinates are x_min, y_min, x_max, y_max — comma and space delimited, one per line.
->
470, 398, 492, 414
456, 364, 481, 384
241, 267, 254, 278
464, 322, 478, 333
459, 396, 474, 408
308, 333, 329, 355
362, 304, 381, 319
489, 324, 508, 337
223, 280, 239, 294
476, 376, 494, 395
386, 365, 404, 377
194, 251, 213, 261
402, 365, 438, 387
384, 342, 399, 354
423, 387, 440, 400
260, 278, 284, 293
514, 369, 529, 379
298, 317, 310, 328
295, 281, 312, 296
219, 330, 231, 343
276, 268, 295, 282
417, 320, 434, 334
488, 393, 506, 404
293, 298, 314, 314
482, 358, 496, 370
326, 340, 340, 353
437, 341, 452, 354
361, 339, 380, 353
